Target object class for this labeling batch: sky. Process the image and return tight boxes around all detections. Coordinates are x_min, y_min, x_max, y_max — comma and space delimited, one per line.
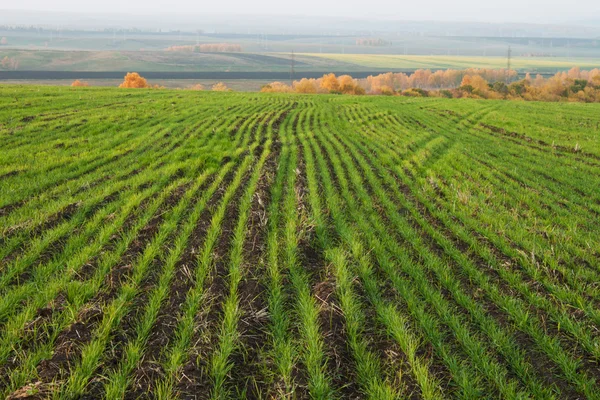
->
2, 0, 599, 24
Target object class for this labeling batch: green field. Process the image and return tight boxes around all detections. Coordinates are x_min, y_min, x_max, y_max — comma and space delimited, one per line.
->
1, 86, 599, 399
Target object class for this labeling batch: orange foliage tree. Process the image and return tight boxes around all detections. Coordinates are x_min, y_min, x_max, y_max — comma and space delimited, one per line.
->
293, 78, 318, 94
71, 80, 89, 87
337, 75, 365, 95
119, 72, 149, 88
260, 66, 600, 103
356, 38, 389, 46
261, 82, 293, 93
167, 43, 242, 52
212, 82, 231, 91
320, 73, 340, 93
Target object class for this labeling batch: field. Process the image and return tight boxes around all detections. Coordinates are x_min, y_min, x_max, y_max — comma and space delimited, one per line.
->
300, 54, 600, 72
2, 49, 600, 76
0, 86, 599, 399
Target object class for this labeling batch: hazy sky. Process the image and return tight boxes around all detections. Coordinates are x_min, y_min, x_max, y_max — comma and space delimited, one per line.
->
2, 1, 599, 23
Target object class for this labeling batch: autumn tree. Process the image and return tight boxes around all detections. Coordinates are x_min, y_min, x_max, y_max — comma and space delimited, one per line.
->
459, 75, 490, 97
251, 67, 600, 103
567, 66, 581, 80
320, 73, 340, 93
356, 38, 389, 46
338, 75, 364, 95
167, 43, 242, 52
119, 72, 149, 88
71, 80, 89, 87
294, 78, 318, 94
261, 82, 293, 93
212, 82, 231, 91
189, 83, 205, 90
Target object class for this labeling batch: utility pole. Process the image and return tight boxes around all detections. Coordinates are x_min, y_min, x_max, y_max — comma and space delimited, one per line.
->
506, 45, 512, 83
290, 50, 295, 88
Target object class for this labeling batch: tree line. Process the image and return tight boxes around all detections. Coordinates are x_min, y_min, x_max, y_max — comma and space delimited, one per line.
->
71, 73, 232, 91
166, 43, 242, 53
260, 67, 600, 102
70, 68, 600, 103
355, 38, 390, 46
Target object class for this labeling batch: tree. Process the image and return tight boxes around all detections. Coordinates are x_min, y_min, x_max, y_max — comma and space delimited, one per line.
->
320, 73, 340, 93
338, 75, 365, 95
508, 80, 528, 96
470, 75, 490, 92
167, 43, 242, 53
492, 81, 508, 95
294, 78, 318, 94
379, 86, 395, 96
0, 37, 7, 45
570, 79, 587, 93
189, 83, 205, 90
212, 82, 230, 91
567, 66, 581, 80
119, 72, 149, 88
261, 82, 293, 93
71, 80, 89, 87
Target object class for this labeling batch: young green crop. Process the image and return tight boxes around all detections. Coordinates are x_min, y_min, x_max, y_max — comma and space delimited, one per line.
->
0, 86, 598, 399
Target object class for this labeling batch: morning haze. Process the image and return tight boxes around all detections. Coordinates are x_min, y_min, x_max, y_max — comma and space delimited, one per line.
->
2, 0, 599, 23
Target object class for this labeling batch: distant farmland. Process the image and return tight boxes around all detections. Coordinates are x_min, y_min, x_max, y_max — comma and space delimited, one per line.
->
1, 87, 599, 398
302, 53, 600, 72
1, 49, 599, 75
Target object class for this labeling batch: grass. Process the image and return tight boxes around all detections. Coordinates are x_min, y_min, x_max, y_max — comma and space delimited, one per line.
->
0, 85, 599, 399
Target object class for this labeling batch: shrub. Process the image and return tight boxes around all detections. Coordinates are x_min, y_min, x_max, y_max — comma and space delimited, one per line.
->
212, 82, 231, 92
119, 72, 149, 88
71, 80, 89, 87
261, 82, 293, 93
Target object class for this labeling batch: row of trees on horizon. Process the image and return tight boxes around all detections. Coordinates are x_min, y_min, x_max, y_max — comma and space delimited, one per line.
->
260, 67, 600, 102
69, 68, 600, 103
166, 43, 243, 53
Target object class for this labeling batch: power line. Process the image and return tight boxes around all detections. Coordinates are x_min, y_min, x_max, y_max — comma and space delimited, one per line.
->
506, 45, 512, 83
290, 50, 295, 88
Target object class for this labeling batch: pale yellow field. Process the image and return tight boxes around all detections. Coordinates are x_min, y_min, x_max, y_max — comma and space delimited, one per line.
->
299, 53, 600, 71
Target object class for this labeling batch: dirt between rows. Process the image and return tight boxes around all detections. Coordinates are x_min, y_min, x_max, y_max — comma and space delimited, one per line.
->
3, 180, 196, 398
125, 164, 236, 398
338, 128, 590, 398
